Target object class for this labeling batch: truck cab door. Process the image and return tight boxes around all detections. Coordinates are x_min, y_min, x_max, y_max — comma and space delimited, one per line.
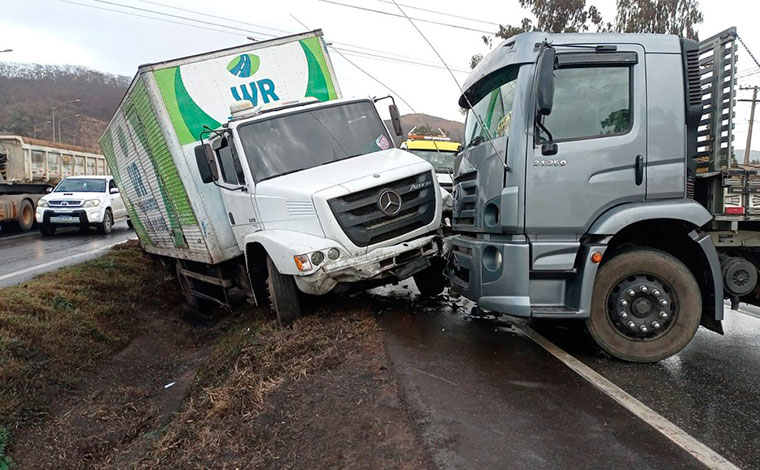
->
213, 136, 260, 247
526, 45, 646, 245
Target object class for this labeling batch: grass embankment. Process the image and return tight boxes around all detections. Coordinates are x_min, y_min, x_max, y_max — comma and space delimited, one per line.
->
0, 242, 177, 428
139, 307, 428, 469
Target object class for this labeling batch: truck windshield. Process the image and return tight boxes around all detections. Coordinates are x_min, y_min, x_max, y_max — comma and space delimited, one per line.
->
237, 101, 393, 182
54, 178, 106, 193
407, 149, 456, 173
463, 65, 520, 148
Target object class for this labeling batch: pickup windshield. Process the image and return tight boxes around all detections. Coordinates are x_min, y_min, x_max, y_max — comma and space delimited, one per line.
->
463, 65, 520, 148
407, 149, 456, 173
237, 101, 393, 182
54, 178, 106, 193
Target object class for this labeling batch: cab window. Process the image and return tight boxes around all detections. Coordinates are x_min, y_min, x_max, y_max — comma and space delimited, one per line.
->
543, 66, 632, 142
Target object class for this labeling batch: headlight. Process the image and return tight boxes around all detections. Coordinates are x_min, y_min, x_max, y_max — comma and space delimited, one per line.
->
327, 248, 340, 260
37, 200, 49, 207
83, 199, 101, 207
311, 251, 325, 265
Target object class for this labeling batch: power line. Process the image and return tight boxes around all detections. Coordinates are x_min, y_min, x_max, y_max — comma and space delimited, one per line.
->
59, 0, 242, 37
318, 0, 493, 34
374, 0, 501, 27
333, 47, 469, 73
289, 14, 417, 113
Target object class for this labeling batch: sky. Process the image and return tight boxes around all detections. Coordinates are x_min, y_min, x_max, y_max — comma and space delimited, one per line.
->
2, 0, 760, 149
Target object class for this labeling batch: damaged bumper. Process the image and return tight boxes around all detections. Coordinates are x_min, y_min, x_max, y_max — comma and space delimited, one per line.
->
294, 235, 440, 295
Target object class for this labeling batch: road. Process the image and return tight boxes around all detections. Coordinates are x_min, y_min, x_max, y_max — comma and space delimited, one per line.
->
360, 283, 760, 470
0, 222, 136, 288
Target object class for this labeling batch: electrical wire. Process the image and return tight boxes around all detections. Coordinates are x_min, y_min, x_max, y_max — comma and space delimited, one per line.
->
374, 0, 501, 27
318, 0, 493, 34
333, 47, 469, 73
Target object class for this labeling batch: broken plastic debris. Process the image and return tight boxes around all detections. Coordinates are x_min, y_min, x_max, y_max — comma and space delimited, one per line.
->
164, 382, 176, 389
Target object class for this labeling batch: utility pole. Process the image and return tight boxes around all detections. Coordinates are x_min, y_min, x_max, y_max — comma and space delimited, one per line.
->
50, 98, 80, 142
740, 86, 760, 165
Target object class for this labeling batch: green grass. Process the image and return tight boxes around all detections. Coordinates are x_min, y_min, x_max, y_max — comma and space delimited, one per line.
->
0, 427, 13, 470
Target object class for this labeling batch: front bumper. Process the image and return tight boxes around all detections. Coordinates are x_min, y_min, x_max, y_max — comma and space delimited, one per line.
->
447, 234, 531, 317
294, 234, 440, 295
36, 208, 105, 226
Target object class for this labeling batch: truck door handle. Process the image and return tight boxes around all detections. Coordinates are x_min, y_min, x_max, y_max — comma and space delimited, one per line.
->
635, 155, 644, 186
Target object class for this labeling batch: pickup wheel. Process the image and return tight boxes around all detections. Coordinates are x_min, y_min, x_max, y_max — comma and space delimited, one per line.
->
266, 255, 302, 326
97, 209, 113, 234
413, 257, 447, 297
586, 248, 701, 363
40, 223, 56, 237
17, 199, 34, 231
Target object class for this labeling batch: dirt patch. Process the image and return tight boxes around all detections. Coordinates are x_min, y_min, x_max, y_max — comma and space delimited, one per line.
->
139, 306, 430, 469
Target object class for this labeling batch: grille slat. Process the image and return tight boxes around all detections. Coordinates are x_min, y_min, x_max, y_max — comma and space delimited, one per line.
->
329, 172, 436, 247
452, 170, 479, 228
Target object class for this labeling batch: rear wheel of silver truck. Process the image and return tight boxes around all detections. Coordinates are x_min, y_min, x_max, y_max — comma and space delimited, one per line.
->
266, 255, 302, 326
586, 248, 702, 363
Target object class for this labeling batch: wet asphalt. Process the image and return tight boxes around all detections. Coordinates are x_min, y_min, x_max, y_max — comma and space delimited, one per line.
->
0, 222, 135, 287
360, 283, 759, 470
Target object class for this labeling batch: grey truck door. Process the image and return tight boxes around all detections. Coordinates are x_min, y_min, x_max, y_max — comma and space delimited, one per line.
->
526, 45, 646, 237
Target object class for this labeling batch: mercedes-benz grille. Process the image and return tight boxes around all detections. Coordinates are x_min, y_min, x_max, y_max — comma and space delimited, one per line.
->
329, 171, 436, 247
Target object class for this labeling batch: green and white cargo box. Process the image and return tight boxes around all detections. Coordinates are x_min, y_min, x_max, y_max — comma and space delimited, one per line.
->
100, 30, 341, 264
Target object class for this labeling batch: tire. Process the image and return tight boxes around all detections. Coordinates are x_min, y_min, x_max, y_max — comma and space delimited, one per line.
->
266, 255, 302, 326
586, 248, 702, 363
17, 199, 34, 231
40, 223, 56, 237
413, 257, 447, 297
97, 209, 113, 234
127, 219, 134, 229
175, 262, 215, 312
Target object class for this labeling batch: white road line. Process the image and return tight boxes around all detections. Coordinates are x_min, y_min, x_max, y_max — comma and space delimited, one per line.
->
0, 238, 135, 283
516, 324, 741, 470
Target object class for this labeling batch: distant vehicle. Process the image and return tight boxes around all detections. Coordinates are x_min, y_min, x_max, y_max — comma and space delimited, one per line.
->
400, 128, 461, 193
35, 175, 129, 236
0, 135, 109, 232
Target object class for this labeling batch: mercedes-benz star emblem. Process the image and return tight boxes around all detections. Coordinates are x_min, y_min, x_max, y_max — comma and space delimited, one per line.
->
377, 189, 402, 216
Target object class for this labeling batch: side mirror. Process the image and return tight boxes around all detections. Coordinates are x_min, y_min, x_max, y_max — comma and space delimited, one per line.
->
389, 104, 403, 136
536, 47, 556, 116
110, 187, 120, 194
194, 143, 218, 184
45, 186, 53, 193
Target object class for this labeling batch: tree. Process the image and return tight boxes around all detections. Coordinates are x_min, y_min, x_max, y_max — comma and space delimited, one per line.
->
471, 0, 703, 68
612, 0, 703, 40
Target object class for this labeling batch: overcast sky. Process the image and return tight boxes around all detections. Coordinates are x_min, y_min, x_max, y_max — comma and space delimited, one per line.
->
2, 0, 759, 149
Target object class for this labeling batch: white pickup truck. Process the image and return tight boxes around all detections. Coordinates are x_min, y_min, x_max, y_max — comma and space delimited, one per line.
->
35, 175, 129, 235
100, 30, 444, 324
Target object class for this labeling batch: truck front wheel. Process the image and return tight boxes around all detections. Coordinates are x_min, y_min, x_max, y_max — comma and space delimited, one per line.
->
266, 255, 302, 326
586, 248, 702, 363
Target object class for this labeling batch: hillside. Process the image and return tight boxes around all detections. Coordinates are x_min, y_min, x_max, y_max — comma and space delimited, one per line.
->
735, 149, 760, 165
0, 62, 129, 148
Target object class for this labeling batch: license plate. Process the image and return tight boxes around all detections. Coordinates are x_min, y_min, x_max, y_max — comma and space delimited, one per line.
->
50, 216, 77, 223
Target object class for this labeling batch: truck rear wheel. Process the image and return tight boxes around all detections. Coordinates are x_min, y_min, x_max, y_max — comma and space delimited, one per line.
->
17, 199, 34, 231
413, 257, 446, 297
266, 255, 302, 326
175, 262, 215, 312
586, 248, 701, 363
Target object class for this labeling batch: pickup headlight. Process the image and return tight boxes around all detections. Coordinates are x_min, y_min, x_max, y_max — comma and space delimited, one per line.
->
83, 199, 101, 207
37, 200, 49, 207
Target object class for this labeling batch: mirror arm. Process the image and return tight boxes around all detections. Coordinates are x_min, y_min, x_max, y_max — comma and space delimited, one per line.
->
536, 118, 554, 143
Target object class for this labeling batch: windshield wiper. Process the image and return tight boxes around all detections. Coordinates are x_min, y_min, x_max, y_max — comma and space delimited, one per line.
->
465, 135, 485, 150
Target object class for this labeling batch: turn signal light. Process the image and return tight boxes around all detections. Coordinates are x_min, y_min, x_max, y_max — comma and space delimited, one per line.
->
725, 207, 745, 215
293, 254, 312, 272
591, 252, 603, 264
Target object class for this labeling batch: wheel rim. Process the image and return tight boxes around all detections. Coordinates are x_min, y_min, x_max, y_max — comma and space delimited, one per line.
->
105, 213, 112, 229
606, 273, 677, 340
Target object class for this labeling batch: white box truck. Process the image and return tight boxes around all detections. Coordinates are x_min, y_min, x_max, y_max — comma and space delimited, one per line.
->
100, 30, 445, 324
